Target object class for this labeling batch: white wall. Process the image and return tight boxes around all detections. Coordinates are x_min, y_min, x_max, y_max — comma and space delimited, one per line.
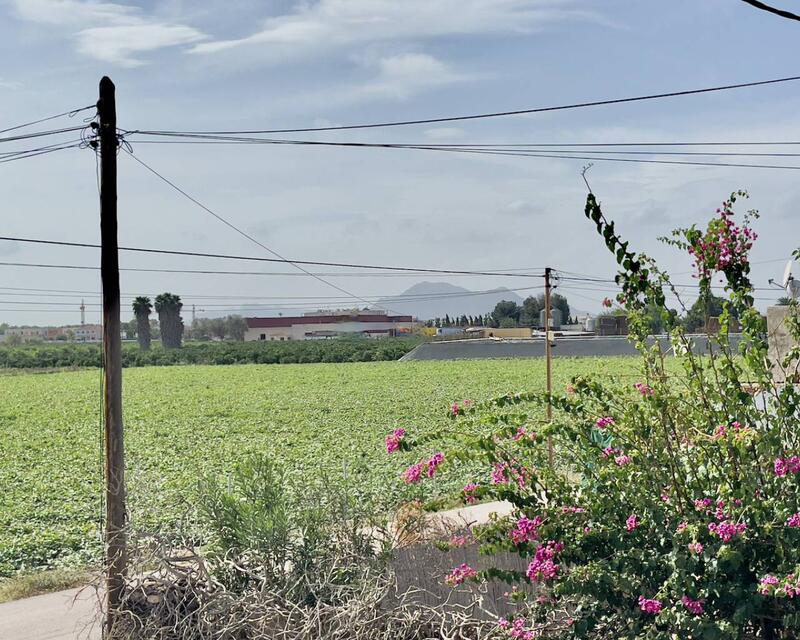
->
245, 321, 416, 341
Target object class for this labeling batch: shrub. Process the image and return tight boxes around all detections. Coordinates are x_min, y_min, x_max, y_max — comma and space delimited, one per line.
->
0, 337, 420, 370
393, 192, 800, 639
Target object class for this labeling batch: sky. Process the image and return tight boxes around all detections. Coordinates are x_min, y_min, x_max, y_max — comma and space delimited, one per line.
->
1, 0, 800, 325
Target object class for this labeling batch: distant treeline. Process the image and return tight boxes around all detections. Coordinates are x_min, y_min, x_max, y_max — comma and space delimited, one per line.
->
0, 337, 421, 369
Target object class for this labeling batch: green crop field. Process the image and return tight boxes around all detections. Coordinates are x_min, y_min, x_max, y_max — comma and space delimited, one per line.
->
0, 357, 646, 577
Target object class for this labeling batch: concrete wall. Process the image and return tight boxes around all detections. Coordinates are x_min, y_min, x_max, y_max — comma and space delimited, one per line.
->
401, 335, 744, 361
767, 306, 800, 383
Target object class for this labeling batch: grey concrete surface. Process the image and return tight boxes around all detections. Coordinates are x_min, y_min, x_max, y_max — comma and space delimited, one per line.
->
401, 335, 743, 361
0, 586, 100, 639
767, 306, 799, 383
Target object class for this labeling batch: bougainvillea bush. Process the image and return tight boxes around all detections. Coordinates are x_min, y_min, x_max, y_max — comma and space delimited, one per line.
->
390, 192, 800, 639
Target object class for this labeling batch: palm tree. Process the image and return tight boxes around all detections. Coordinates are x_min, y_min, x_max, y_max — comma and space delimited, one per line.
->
132, 296, 152, 351
155, 293, 184, 349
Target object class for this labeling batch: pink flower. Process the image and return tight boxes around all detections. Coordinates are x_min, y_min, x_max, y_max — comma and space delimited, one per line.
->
561, 506, 587, 514
596, 416, 615, 429
787, 513, 800, 528
384, 428, 406, 454
634, 382, 653, 396
503, 618, 535, 640
510, 515, 543, 545
602, 297, 613, 308
759, 574, 779, 595
614, 455, 632, 467
449, 534, 470, 547
401, 463, 424, 484
638, 596, 662, 614
463, 482, 479, 504
450, 402, 460, 416
427, 452, 444, 478
444, 563, 477, 587
491, 461, 528, 488
676, 521, 688, 534
688, 542, 704, 554
512, 426, 535, 442
626, 514, 639, 532
681, 595, 704, 615
708, 521, 747, 542
602, 446, 617, 458
694, 498, 713, 512
774, 456, 800, 477
526, 541, 563, 582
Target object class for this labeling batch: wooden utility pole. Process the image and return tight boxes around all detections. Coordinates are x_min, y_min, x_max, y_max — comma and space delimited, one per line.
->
544, 267, 554, 466
98, 75, 126, 636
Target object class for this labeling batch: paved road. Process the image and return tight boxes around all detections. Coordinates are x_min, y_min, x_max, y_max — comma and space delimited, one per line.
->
401, 335, 743, 361
0, 586, 100, 640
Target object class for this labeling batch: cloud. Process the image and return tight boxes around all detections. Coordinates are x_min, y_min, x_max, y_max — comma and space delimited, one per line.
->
77, 24, 205, 67
501, 200, 544, 217
358, 53, 466, 99
190, 0, 594, 57
11, 0, 206, 66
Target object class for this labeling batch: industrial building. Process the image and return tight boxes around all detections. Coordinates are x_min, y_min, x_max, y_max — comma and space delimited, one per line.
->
244, 310, 418, 341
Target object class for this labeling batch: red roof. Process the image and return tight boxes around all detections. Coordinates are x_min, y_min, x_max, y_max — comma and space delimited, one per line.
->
246, 314, 413, 329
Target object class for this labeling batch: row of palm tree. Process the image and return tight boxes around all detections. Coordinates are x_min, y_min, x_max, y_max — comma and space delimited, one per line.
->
132, 293, 184, 350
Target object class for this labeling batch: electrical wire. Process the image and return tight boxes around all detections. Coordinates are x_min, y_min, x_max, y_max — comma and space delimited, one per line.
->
131, 74, 800, 134
123, 134, 800, 171
0, 260, 539, 278
127, 139, 800, 158
128, 139, 800, 148
0, 105, 94, 136
0, 284, 544, 303
122, 148, 403, 314
0, 235, 545, 278
0, 126, 87, 145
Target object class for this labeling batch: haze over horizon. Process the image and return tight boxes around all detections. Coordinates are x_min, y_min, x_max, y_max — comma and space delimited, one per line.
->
1, 0, 799, 327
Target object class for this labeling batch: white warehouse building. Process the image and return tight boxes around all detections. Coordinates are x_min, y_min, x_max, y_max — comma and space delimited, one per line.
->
244, 310, 418, 341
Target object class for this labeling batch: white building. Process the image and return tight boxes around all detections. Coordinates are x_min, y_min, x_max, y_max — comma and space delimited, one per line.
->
244, 310, 418, 341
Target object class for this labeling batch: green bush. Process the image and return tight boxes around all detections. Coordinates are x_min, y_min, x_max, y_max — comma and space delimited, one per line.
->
197, 454, 389, 605
396, 193, 800, 639
0, 337, 420, 370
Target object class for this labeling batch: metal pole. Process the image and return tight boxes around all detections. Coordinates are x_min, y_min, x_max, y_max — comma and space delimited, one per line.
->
544, 267, 554, 467
98, 75, 126, 637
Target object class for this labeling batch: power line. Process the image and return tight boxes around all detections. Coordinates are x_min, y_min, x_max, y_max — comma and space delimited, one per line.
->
123, 149, 399, 314
0, 260, 538, 278
0, 141, 82, 164
124, 134, 800, 171
0, 105, 94, 136
126, 137, 800, 148
128, 139, 800, 157
0, 235, 545, 278
131, 74, 800, 134
0, 284, 544, 305
0, 126, 87, 145
741, 0, 800, 22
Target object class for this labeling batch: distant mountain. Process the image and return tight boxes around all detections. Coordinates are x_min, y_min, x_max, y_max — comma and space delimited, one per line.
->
376, 281, 525, 321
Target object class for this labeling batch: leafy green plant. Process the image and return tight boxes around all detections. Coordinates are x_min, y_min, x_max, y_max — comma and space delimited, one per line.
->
0, 358, 646, 578
197, 454, 390, 606
0, 337, 421, 369
395, 193, 800, 638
